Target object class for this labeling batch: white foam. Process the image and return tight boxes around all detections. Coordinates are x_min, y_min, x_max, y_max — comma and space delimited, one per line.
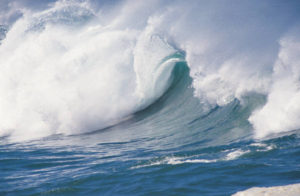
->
132, 149, 252, 169
0, 1, 181, 141
249, 30, 300, 139
233, 183, 300, 196
1, 0, 300, 141
166, 157, 218, 165
131, 156, 218, 169
133, 18, 183, 107
224, 149, 250, 161
249, 143, 275, 152
250, 143, 267, 147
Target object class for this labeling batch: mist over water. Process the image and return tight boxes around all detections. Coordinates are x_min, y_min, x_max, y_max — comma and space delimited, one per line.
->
1, 0, 300, 195
0, 0, 299, 141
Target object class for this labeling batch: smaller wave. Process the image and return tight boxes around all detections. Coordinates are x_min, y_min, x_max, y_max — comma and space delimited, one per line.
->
131, 142, 277, 169
224, 149, 250, 161
250, 142, 275, 152
131, 156, 218, 169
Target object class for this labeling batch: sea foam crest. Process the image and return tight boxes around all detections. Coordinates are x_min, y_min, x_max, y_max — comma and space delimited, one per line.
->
1, 0, 300, 141
0, 0, 179, 141
249, 31, 300, 138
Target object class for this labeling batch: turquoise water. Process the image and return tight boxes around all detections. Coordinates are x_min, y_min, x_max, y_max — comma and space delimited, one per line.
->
1, 64, 300, 195
1, 1, 300, 195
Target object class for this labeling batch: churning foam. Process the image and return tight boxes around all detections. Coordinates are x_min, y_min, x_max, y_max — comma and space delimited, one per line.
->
0, 0, 300, 141
0, 0, 181, 141
249, 31, 300, 138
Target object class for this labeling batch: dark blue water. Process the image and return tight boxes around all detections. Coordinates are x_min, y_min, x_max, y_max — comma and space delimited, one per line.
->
2, 130, 300, 195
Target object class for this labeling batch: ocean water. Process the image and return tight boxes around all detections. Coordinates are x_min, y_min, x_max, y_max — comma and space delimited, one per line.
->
1, 0, 300, 195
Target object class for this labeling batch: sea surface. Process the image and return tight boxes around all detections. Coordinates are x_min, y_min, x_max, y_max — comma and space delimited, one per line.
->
1, 0, 300, 195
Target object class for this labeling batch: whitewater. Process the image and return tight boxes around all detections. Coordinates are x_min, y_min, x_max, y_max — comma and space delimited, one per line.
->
1, 0, 300, 195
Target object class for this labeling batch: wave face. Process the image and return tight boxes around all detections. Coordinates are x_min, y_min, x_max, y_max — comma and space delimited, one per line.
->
1, 0, 300, 195
0, 0, 187, 141
0, 0, 300, 141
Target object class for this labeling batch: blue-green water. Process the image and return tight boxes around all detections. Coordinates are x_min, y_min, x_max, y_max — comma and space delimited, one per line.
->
2, 120, 300, 195
2, 64, 300, 195
1, 0, 300, 195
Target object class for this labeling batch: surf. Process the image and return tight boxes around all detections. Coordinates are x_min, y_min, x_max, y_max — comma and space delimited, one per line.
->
1, 1, 300, 196
0, 0, 300, 143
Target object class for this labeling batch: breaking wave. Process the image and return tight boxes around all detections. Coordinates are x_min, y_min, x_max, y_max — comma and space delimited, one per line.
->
0, 0, 300, 142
